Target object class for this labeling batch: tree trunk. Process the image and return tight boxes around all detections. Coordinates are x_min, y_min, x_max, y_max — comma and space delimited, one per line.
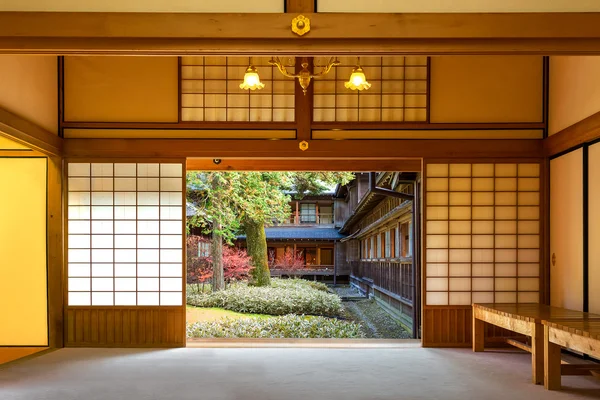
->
244, 219, 271, 286
211, 224, 224, 291
211, 175, 225, 291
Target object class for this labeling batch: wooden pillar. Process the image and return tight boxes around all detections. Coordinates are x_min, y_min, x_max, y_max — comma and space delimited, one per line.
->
287, 0, 314, 142
47, 156, 63, 348
315, 203, 319, 224
544, 325, 562, 390
317, 246, 321, 266
531, 322, 544, 385
333, 241, 337, 286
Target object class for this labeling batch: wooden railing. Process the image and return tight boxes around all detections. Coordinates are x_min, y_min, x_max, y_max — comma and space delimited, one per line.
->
280, 213, 334, 225
350, 260, 413, 303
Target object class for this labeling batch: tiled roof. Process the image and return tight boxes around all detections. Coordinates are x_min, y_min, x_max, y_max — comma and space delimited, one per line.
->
238, 227, 346, 241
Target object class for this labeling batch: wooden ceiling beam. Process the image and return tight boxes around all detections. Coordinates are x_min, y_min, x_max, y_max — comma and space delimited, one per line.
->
0, 108, 63, 156
186, 158, 422, 171
3, 12, 600, 55
64, 138, 543, 159
545, 111, 600, 157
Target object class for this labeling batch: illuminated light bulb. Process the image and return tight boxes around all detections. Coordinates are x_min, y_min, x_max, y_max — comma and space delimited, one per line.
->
240, 65, 265, 90
345, 66, 371, 91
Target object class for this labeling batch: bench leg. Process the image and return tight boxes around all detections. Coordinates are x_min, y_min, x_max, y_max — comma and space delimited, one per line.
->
531, 322, 544, 385
473, 318, 485, 352
544, 325, 561, 390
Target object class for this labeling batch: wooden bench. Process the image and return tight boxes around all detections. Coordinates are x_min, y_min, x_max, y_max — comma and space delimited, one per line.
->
472, 303, 600, 385
543, 319, 600, 390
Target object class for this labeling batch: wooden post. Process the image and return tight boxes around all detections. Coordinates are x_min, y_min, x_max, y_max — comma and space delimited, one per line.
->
531, 322, 544, 385
47, 156, 64, 348
295, 201, 299, 224
472, 317, 485, 352
315, 203, 319, 224
333, 241, 337, 287
544, 325, 562, 390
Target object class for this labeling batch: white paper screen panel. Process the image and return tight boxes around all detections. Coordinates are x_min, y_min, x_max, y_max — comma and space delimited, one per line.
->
67, 163, 184, 306
181, 56, 295, 122
312, 56, 428, 122
425, 163, 541, 305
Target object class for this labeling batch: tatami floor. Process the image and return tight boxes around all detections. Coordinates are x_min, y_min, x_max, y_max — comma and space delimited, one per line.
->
1, 347, 599, 399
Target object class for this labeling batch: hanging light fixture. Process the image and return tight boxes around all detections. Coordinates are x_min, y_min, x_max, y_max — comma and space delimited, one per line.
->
269, 57, 340, 95
345, 57, 371, 91
239, 59, 265, 90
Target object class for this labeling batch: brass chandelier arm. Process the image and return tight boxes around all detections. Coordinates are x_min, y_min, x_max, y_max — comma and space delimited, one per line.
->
312, 57, 340, 78
269, 57, 299, 79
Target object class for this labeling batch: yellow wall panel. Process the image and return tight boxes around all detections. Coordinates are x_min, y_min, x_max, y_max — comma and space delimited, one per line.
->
64, 56, 178, 122
0, 158, 47, 345
549, 56, 600, 135
550, 149, 583, 310
430, 56, 543, 123
0, 136, 29, 150
0, 0, 283, 12
589, 143, 600, 313
0, 55, 58, 134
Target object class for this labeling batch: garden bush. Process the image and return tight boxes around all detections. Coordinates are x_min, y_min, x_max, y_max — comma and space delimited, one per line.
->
187, 278, 342, 317
186, 314, 364, 339
270, 278, 329, 292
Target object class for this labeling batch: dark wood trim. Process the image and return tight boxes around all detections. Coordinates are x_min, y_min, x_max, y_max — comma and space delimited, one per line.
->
187, 158, 422, 171
545, 110, 600, 157
47, 156, 63, 348
57, 56, 64, 138
0, 107, 63, 156
425, 57, 431, 123
62, 121, 546, 131
63, 138, 544, 159
295, 57, 312, 141
177, 56, 182, 124
286, 0, 314, 13
542, 56, 550, 138
4, 13, 600, 55
583, 144, 589, 312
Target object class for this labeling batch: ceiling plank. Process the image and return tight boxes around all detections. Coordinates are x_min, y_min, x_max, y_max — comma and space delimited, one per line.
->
3, 12, 600, 55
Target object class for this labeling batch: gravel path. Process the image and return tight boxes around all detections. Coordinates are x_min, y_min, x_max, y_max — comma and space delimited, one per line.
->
331, 285, 411, 339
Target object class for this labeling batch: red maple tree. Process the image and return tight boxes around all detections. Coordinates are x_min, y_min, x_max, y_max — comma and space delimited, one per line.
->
187, 235, 252, 291
268, 248, 306, 270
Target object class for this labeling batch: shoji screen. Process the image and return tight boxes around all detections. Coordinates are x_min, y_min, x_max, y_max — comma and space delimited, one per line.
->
66, 162, 185, 347
425, 163, 541, 306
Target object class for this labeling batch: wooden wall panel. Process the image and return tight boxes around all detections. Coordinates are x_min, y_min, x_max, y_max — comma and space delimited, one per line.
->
0, 55, 58, 135
550, 149, 583, 310
64, 57, 178, 123
65, 307, 185, 347
422, 306, 521, 347
430, 56, 543, 123
549, 56, 600, 135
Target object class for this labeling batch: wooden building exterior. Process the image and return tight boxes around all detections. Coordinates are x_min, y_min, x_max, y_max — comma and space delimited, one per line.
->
2, 1, 600, 356
338, 173, 417, 332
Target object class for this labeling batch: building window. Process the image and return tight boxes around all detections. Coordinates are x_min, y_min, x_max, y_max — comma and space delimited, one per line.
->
300, 203, 317, 224
198, 241, 211, 257
319, 205, 333, 224
385, 230, 391, 258
376, 234, 382, 258
370, 236, 375, 259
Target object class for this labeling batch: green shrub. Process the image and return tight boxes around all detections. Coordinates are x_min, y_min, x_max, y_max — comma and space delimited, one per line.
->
270, 278, 329, 292
187, 279, 342, 317
186, 314, 364, 339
